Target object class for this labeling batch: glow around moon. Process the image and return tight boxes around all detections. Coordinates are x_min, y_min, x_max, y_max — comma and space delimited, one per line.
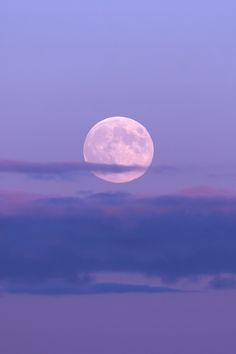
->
83, 116, 154, 183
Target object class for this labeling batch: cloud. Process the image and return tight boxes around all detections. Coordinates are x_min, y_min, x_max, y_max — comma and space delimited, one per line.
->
4, 283, 183, 296
0, 160, 143, 178
0, 160, 175, 179
0, 191, 236, 294
181, 186, 236, 197
209, 275, 236, 290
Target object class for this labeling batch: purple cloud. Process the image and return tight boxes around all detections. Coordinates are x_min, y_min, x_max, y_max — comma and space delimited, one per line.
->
5, 283, 183, 296
0, 159, 176, 179
209, 276, 236, 290
0, 191, 236, 294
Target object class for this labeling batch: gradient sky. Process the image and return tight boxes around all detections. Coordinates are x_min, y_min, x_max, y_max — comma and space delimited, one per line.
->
1, 0, 236, 353
1, 0, 236, 194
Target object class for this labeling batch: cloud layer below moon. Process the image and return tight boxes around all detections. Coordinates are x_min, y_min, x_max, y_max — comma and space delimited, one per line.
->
0, 191, 236, 295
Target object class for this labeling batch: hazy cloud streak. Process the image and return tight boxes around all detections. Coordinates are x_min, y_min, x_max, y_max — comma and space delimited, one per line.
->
4, 283, 183, 296
0, 159, 176, 179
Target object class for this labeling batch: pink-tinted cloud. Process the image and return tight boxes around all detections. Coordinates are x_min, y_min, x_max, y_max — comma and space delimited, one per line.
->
181, 186, 236, 197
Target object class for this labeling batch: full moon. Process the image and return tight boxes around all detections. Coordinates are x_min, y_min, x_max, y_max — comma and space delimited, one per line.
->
83, 116, 154, 183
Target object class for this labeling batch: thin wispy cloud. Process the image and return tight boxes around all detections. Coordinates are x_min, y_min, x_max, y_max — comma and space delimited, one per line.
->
0, 159, 177, 179
5, 283, 183, 296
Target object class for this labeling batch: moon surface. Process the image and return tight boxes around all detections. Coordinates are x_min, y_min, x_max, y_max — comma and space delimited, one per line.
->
83, 116, 154, 183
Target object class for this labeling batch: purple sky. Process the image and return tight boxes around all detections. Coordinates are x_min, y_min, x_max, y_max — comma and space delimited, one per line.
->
1, 0, 236, 195
1, 292, 236, 354
1, 0, 236, 353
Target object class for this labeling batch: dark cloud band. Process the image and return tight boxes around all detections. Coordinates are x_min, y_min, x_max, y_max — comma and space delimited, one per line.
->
0, 192, 236, 294
0, 160, 176, 179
